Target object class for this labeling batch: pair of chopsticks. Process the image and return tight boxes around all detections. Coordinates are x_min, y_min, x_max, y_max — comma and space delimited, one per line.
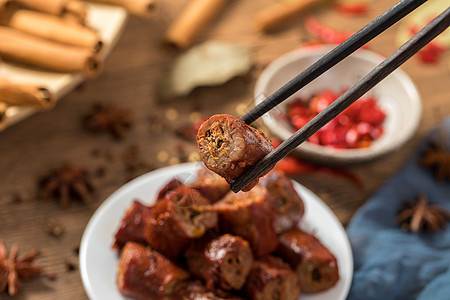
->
230, 0, 450, 193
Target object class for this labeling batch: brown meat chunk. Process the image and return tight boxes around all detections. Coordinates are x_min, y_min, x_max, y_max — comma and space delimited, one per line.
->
276, 228, 339, 293
156, 178, 185, 202
144, 189, 218, 260
113, 200, 153, 249
185, 234, 253, 290
196, 114, 274, 191
191, 168, 230, 203
176, 281, 245, 300
244, 255, 300, 300
117, 242, 189, 300
260, 170, 305, 233
213, 186, 278, 257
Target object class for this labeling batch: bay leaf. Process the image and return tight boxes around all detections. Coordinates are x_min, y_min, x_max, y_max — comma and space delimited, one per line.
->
158, 41, 253, 102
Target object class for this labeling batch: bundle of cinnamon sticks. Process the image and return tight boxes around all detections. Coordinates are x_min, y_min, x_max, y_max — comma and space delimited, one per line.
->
0, 0, 105, 129
0, 0, 104, 75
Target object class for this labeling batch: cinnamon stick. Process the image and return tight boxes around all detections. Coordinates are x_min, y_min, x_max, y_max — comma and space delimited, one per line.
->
0, 0, 18, 18
164, 0, 229, 49
63, 0, 87, 24
0, 26, 102, 76
17, 0, 71, 15
86, 0, 155, 18
253, 0, 323, 33
6, 9, 102, 52
0, 79, 55, 109
0, 102, 7, 130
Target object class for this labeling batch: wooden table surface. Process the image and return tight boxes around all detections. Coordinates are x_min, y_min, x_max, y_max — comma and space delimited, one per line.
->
0, 0, 449, 299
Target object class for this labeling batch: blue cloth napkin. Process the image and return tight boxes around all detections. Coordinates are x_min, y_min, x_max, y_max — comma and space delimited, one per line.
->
346, 118, 450, 300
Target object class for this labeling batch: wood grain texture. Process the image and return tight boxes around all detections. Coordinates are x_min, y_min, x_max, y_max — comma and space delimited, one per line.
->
0, 0, 449, 299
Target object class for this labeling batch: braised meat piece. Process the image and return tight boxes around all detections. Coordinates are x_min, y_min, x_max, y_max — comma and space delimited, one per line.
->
260, 170, 305, 233
163, 185, 212, 207
191, 168, 230, 203
196, 114, 274, 191
145, 188, 218, 260
117, 242, 189, 300
185, 234, 253, 290
276, 228, 339, 293
156, 178, 184, 202
244, 255, 300, 300
176, 281, 245, 300
213, 186, 278, 257
113, 200, 153, 249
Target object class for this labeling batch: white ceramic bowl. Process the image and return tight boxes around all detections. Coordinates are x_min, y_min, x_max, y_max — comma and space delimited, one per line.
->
80, 163, 353, 300
255, 45, 422, 164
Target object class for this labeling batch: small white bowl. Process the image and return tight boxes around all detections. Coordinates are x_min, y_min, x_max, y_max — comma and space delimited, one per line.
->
255, 45, 422, 164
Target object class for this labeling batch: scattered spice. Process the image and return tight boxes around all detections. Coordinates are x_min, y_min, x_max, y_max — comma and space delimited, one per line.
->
64, 259, 77, 272
396, 194, 450, 233
90, 148, 101, 158
44, 272, 57, 281
0, 242, 41, 296
39, 163, 95, 208
84, 103, 134, 139
418, 142, 450, 181
45, 219, 65, 238
73, 244, 80, 256
95, 165, 107, 178
10, 192, 27, 204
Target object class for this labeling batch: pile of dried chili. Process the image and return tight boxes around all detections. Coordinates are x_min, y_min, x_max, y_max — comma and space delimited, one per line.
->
286, 89, 386, 149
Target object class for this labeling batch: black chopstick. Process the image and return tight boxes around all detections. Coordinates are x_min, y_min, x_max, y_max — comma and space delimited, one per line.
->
241, 0, 428, 125
231, 6, 450, 193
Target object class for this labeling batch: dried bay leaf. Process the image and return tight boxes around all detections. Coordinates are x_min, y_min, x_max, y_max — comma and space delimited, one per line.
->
158, 41, 253, 102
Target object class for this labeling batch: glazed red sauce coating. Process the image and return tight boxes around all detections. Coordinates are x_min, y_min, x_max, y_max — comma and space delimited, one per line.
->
185, 234, 253, 290
144, 191, 218, 260
213, 186, 278, 257
196, 114, 274, 191
191, 168, 230, 203
117, 242, 189, 300
276, 228, 339, 293
260, 170, 305, 234
113, 200, 153, 249
175, 280, 245, 300
244, 255, 301, 300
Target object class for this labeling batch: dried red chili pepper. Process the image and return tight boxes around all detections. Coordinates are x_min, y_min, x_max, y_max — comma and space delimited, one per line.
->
305, 17, 354, 45
286, 89, 385, 149
334, 3, 369, 15
271, 139, 364, 189
408, 21, 446, 64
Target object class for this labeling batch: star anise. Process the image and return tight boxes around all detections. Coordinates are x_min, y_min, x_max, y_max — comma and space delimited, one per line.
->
39, 163, 94, 207
396, 194, 450, 233
0, 242, 41, 296
418, 142, 450, 181
84, 103, 134, 139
